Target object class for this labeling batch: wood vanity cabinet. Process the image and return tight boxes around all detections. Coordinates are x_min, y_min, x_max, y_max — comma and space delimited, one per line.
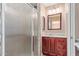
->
49, 38, 56, 56
42, 37, 67, 56
42, 37, 50, 55
55, 38, 67, 56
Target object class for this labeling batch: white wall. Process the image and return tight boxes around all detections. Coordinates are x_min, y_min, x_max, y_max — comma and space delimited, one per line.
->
40, 4, 68, 37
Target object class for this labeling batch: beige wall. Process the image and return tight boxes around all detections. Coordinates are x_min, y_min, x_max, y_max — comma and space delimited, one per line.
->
75, 3, 79, 40
40, 4, 68, 37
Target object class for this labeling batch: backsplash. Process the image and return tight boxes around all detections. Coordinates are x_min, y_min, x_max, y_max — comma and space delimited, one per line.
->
42, 31, 67, 37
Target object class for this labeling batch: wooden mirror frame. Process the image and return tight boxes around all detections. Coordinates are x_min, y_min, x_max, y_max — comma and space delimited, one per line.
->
47, 13, 62, 30
43, 16, 45, 30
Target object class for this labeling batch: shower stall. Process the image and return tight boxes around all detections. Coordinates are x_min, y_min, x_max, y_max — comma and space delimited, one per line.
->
4, 3, 40, 56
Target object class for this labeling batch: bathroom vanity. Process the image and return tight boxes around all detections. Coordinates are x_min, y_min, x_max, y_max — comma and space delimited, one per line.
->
42, 36, 67, 56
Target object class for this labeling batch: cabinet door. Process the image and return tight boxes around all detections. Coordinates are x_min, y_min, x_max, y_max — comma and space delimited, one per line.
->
42, 37, 50, 55
49, 38, 56, 56
55, 38, 67, 56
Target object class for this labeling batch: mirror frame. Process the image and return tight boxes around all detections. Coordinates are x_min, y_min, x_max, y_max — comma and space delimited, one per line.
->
42, 16, 45, 30
47, 13, 62, 30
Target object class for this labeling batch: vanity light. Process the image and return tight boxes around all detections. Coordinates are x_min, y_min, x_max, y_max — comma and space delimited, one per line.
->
48, 8, 61, 15
56, 8, 60, 13
48, 9, 55, 15
52, 9, 56, 14
48, 10, 52, 15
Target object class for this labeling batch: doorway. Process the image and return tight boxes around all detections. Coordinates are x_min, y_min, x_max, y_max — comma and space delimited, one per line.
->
40, 3, 72, 56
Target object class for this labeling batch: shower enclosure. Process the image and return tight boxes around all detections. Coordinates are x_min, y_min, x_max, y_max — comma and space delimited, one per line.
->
4, 3, 40, 56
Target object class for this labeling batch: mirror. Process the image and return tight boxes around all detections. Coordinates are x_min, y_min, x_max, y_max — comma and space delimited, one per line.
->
47, 13, 62, 30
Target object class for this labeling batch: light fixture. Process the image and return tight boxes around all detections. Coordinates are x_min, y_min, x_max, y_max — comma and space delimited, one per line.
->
52, 9, 56, 14
48, 10, 52, 15
48, 7, 61, 15
56, 8, 60, 13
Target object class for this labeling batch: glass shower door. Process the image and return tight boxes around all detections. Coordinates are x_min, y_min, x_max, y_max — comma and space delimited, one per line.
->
5, 3, 33, 56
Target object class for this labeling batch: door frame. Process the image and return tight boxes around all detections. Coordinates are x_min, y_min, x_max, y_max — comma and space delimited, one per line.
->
67, 3, 75, 56
70, 3, 75, 56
